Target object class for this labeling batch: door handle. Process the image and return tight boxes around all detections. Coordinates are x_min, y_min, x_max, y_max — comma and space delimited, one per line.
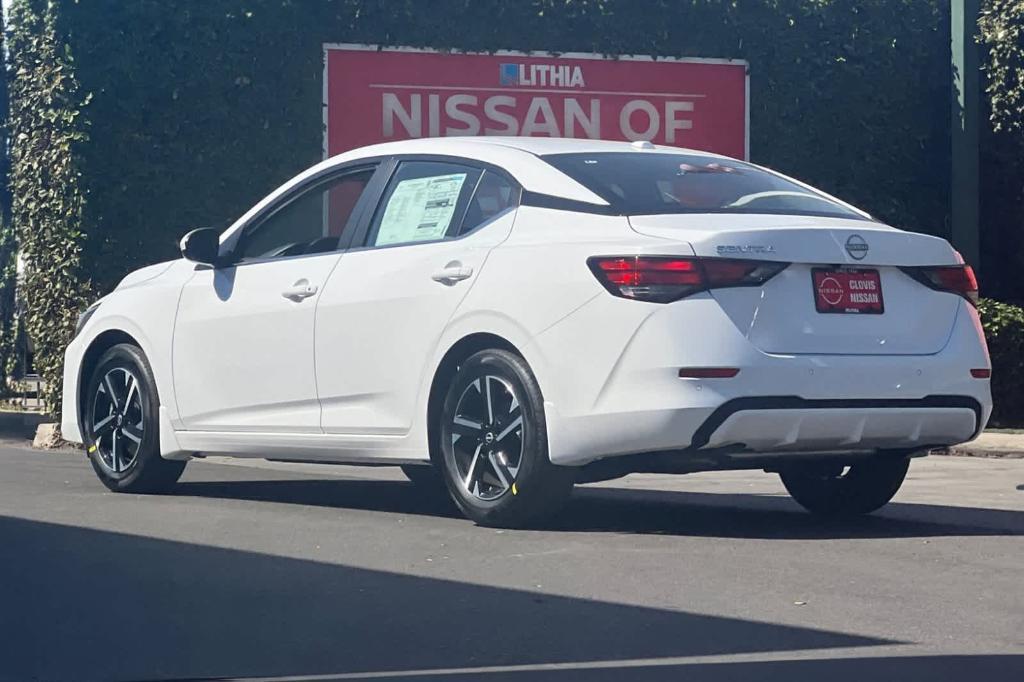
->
431, 263, 474, 286
282, 279, 318, 301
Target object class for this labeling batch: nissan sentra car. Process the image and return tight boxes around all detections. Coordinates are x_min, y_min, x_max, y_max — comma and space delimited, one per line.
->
62, 137, 992, 526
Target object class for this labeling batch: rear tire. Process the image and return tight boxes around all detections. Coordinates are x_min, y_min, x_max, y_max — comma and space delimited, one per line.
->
438, 349, 575, 527
779, 458, 910, 516
83, 343, 185, 493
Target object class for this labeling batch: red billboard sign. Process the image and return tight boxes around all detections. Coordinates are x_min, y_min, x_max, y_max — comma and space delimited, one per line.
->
324, 44, 749, 159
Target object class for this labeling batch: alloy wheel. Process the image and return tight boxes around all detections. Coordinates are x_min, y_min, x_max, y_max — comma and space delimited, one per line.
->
90, 367, 145, 475
449, 375, 524, 501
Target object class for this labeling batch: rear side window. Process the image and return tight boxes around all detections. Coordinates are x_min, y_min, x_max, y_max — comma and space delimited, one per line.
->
459, 170, 520, 236
367, 161, 482, 247
542, 152, 866, 220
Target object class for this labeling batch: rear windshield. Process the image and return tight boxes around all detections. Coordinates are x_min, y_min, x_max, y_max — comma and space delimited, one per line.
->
542, 152, 867, 220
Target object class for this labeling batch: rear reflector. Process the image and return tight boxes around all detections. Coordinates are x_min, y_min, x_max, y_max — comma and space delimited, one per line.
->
901, 264, 979, 305
678, 367, 740, 378
970, 368, 991, 379
588, 256, 788, 303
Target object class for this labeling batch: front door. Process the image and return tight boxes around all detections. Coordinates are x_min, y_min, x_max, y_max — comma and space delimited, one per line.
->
172, 164, 380, 432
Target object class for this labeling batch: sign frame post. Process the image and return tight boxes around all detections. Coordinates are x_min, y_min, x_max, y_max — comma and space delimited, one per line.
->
951, 0, 981, 271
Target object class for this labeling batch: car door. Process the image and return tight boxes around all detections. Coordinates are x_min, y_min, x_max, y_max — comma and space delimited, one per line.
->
172, 162, 384, 433
316, 158, 521, 435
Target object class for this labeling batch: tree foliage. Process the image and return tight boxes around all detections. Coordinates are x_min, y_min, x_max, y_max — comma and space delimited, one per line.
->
7, 0, 91, 416
979, 2, 1024, 305
980, 0, 1024, 131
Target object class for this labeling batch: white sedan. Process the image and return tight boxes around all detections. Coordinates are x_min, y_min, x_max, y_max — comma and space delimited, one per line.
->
62, 137, 992, 527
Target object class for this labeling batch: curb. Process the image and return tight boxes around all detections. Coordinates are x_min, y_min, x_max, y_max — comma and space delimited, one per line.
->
934, 446, 1024, 460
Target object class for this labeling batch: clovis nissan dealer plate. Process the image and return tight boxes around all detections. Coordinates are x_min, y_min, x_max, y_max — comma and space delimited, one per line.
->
812, 268, 884, 314
322, 44, 749, 158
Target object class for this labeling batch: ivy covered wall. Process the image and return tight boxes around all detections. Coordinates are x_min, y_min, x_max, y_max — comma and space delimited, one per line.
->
7, 0, 91, 415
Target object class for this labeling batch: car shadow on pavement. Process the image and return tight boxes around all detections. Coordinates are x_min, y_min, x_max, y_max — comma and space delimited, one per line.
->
173, 477, 1024, 540
557, 486, 1024, 539
0, 515, 895, 682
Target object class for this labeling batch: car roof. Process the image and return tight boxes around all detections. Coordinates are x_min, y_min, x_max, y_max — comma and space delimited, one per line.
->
316, 136, 726, 206
335, 135, 723, 160
447, 136, 722, 157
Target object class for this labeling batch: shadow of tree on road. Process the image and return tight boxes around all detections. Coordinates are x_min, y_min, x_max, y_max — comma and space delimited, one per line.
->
0, 515, 893, 682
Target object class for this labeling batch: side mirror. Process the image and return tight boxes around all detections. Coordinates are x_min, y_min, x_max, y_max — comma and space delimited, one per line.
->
179, 228, 221, 266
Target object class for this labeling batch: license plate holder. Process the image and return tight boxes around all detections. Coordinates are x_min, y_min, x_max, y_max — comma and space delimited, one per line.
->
812, 268, 884, 314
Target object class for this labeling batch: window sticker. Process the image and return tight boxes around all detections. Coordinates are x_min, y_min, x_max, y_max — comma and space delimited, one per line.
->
375, 173, 467, 246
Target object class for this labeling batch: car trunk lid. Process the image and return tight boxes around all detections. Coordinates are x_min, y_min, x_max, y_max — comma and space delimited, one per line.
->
628, 215, 963, 356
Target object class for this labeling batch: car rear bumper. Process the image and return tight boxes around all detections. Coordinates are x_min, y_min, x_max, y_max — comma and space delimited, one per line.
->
545, 396, 982, 467
534, 294, 991, 467
693, 396, 981, 452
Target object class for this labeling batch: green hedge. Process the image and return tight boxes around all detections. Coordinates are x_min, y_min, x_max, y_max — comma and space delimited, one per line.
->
978, 299, 1024, 427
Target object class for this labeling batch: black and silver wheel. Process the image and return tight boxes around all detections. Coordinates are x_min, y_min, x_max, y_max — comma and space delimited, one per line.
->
779, 458, 910, 517
439, 349, 575, 527
84, 343, 185, 493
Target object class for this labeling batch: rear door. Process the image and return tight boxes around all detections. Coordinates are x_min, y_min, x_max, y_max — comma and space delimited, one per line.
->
315, 159, 521, 435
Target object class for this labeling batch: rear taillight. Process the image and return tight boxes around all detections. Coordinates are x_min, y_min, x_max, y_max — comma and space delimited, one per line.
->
901, 265, 979, 306
588, 256, 788, 303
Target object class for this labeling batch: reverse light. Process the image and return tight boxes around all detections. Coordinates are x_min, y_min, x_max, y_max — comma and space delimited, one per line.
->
588, 256, 788, 303
902, 264, 979, 306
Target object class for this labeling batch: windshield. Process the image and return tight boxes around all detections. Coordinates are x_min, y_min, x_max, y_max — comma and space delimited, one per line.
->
542, 152, 868, 220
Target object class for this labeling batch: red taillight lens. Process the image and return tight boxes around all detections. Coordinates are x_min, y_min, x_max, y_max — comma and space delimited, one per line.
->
902, 264, 979, 305
596, 257, 703, 287
588, 256, 788, 303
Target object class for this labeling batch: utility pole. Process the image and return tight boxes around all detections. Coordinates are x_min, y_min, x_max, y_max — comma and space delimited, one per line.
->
951, 0, 981, 270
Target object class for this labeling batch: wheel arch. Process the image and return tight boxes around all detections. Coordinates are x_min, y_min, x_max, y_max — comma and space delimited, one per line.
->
425, 332, 524, 464
77, 329, 144, 429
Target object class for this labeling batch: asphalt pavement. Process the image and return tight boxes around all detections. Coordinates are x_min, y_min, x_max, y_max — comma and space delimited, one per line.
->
1, 436, 1022, 681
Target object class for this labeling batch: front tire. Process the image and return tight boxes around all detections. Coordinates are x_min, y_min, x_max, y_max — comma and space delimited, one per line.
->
779, 458, 910, 516
438, 349, 575, 527
83, 343, 185, 493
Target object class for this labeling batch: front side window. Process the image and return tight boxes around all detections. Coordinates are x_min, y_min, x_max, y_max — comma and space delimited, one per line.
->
238, 167, 376, 261
367, 161, 483, 247
542, 152, 867, 220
